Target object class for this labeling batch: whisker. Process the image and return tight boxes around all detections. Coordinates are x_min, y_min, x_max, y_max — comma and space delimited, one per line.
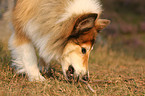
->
79, 79, 96, 93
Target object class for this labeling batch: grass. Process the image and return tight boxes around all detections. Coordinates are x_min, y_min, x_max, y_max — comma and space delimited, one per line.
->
0, 34, 145, 96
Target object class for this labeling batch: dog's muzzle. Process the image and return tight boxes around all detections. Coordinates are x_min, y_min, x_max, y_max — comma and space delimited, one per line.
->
66, 65, 89, 82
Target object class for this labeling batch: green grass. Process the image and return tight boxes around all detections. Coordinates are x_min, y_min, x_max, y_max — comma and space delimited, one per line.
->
0, 35, 145, 95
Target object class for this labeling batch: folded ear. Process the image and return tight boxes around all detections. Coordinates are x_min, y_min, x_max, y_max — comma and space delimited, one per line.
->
73, 14, 98, 34
95, 19, 111, 32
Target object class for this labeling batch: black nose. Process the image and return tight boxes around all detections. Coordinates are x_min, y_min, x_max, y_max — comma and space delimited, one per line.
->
66, 65, 75, 80
68, 65, 74, 74
82, 73, 89, 81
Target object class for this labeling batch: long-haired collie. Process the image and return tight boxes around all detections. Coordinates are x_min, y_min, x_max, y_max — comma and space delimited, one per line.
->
9, 0, 110, 81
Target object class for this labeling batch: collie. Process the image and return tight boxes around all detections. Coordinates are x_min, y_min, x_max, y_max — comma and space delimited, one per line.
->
9, 0, 110, 81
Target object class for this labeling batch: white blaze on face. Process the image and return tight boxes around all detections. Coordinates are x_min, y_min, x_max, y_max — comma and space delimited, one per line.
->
61, 41, 92, 78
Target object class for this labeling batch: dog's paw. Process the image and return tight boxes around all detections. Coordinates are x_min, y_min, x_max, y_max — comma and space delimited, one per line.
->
29, 74, 46, 82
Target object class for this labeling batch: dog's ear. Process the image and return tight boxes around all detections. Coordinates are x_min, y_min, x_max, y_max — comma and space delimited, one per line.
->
73, 14, 98, 34
95, 19, 110, 32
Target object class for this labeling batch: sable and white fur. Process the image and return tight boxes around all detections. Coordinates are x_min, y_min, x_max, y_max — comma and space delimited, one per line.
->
9, 0, 110, 81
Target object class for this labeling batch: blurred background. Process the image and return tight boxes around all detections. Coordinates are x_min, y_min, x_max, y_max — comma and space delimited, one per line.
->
101, 0, 145, 59
0, 0, 15, 43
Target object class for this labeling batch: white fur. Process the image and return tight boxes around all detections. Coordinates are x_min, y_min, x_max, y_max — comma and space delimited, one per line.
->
24, 19, 55, 64
57, 0, 102, 23
9, 34, 45, 81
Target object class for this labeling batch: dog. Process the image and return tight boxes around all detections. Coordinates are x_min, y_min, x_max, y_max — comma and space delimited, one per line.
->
9, 0, 110, 81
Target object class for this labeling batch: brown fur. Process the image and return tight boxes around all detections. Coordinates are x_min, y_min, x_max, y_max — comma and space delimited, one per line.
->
12, 0, 107, 60
12, 0, 39, 46
70, 27, 98, 68
12, 0, 80, 60
10, 0, 110, 80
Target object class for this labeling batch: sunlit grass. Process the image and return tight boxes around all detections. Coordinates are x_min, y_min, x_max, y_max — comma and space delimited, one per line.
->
0, 35, 145, 95
1, 0, 145, 95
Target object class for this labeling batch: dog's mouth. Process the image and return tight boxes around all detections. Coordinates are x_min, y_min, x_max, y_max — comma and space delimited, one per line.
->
66, 65, 89, 82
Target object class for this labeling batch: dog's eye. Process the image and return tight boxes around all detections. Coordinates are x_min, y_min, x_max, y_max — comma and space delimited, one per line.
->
82, 48, 86, 54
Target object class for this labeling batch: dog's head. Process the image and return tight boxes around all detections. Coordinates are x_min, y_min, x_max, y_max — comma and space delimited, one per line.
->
61, 13, 110, 82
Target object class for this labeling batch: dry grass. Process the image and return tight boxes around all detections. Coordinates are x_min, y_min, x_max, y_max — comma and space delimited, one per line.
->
0, 35, 145, 96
